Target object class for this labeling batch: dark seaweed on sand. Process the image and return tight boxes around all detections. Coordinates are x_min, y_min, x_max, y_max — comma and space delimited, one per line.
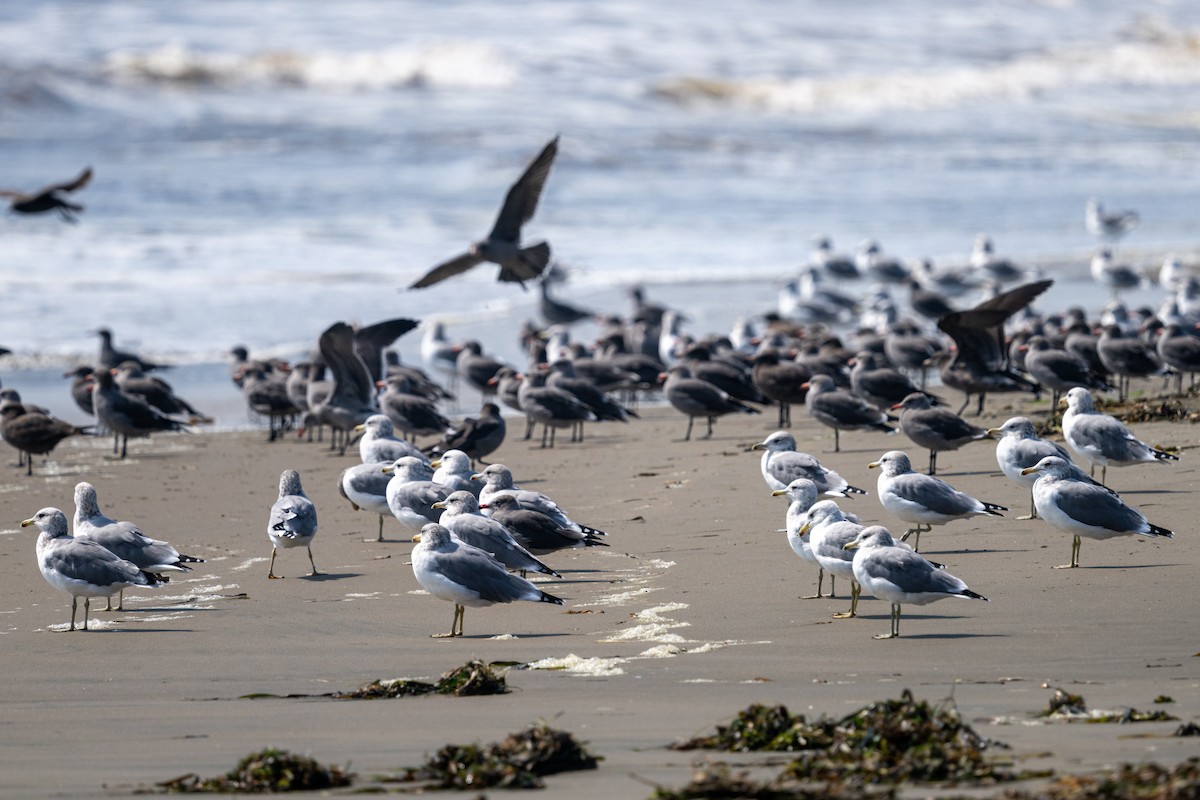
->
401, 721, 600, 790
1040, 688, 1179, 723
650, 761, 894, 800
672, 690, 1013, 784
1001, 758, 1200, 800
156, 747, 353, 793
335, 659, 507, 699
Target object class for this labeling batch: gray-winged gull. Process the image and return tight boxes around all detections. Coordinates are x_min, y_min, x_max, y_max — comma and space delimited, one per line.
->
432, 491, 559, 577
479, 494, 607, 555
73, 481, 203, 609
804, 374, 895, 453
753, 430, 867, 496
267, 470, 319, 579
798, 500, 865, 618
844, 525, 988, 639
382, 456, 451, 534
771, 478, 831, 599
1021, 455, 1173, 568
892, 392, 992, 475
338, 461, 394, 541
474, 463, 606, 537
353, 414, 427, 464
23, 507, 162, 631
411, 523, 564, 637
987, 416, 1097, 519
1061, 387, 1178, 483
868, 450, 1005, 550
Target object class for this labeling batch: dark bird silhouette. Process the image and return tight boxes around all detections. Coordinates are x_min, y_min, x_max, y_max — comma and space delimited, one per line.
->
0, 167, 92, 221
95, 328, 170, 372
0, 402, 90, 475
424, 403, 507, 466
90, 370, 189, 458
934, 279, 1052, 415
409, 137, 559, 289
353, 317, 419, 383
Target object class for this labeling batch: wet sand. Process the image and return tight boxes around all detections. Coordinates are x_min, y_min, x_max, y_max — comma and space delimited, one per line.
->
0, 385, 1197, 798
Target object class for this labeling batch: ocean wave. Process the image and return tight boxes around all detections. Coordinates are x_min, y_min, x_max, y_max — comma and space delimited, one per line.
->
652, 22, 1200, 113
100, 40, 517, 90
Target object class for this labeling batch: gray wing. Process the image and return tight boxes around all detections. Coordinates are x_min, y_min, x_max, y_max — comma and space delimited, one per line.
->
815, 522, 863, 563
409, 252, 485, 289
768, 452, 825, 487
48, 540, 147, 588
489, 136, 559, 241
1049, 482, 1144, 532
394, 482, 453, 520
864, 547, 967, 595
430, 545, 539, 604
1072, 415, 1149, 461
84, 522, 181, 568
1013, 437, 1071, 466
271, 496, 318, 538
891, 473, 980, 515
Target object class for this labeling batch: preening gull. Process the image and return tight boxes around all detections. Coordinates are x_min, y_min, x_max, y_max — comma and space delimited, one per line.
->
411, 523, 564, 638
844, 525, 988, 639
1021, 456, 1173, 568
1061, 387, 1178, 484
267, 470, 319, 579
23, 507, 162, 631
753, 430, 867, 497
868, 450, 1005, 551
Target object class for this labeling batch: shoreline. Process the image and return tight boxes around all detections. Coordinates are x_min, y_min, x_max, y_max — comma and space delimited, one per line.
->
0, 382, 1197, 798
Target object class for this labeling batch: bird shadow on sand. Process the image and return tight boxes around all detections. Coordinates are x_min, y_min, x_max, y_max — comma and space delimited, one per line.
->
1070, 562, 1177, 570
266, 572, 361, 582
446, 631, 573, 641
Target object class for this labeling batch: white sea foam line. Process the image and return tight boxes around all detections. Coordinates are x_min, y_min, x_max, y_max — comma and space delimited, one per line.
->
526, 653, 628, 677
230, 557, 267, 571
344, 592, 381, 599
598, 622, 689, 644
578, 586, 663, 608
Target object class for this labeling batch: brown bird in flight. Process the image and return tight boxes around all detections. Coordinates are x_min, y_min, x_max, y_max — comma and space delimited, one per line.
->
409, 138, 558, 289
1, 167, 93, 222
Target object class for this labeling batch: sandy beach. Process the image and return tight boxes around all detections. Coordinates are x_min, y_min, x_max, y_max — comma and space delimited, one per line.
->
1, 384, 1197, 798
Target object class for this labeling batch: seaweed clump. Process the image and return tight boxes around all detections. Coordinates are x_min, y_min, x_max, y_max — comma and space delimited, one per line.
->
673, 691, 1011, 784
1040, 689, 1179, 723
651, 761, 892, 800
158, 747, 353, 793
1001, 758, 1200, 800
336, 659, 507, 699
403, 721, 600, 790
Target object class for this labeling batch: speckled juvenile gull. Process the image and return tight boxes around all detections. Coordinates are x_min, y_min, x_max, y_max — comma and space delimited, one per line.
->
868, 450, 1005, 551
411, 523, 564, 638
844, 525, 988, 639
799, 500, 865, 618
1022, 455, 1173, 569
753, 430, 867, 497
338, 461, 394, 541
23, 507, 162, 631
73, 481, 203, 609
1061, 387, 1178, 484
433, 491, 559, 577
267, 470, 319, 579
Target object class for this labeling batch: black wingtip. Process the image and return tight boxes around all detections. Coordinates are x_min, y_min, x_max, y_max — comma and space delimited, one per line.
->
1148, 524, 1174, 539
961, 589, 990, 602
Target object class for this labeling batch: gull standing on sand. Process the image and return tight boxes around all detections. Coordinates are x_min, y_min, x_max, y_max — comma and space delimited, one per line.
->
1061, 387, 1178, 484
804, 374, 896, 453
410, 523, 564, 637
798, 500, 865, 618
661, 364, 760, 441
1021, 335, 1111, 415
1086, 198, 1139, 243
0, 401, 90, 476
892, 392, 992, 475
479, 494, 607, 555
267, 470, 319, 579
73, 481, 203, 610
1022, 455, 1173, 568
90, 368, 189, 458
353, 414, 427, 464
383, 455, 451, 533
771, 478, 835, 599
988, 416, 1096, 519
473, 463, 607, 537
844, 525, 988, 639
338, 462, 394, 541
23, 507, 162, 631
433, 491, 559, 577
869, 450, 1006, 551
409, 137, 559, 289
752, 430, 868, 497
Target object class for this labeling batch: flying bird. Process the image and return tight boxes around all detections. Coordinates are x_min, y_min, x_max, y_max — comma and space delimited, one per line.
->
1, 167, 92, 221
409, 137, 559, 289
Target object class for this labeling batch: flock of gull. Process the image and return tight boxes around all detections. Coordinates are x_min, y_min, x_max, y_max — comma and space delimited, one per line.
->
4, 143, 1192, 639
